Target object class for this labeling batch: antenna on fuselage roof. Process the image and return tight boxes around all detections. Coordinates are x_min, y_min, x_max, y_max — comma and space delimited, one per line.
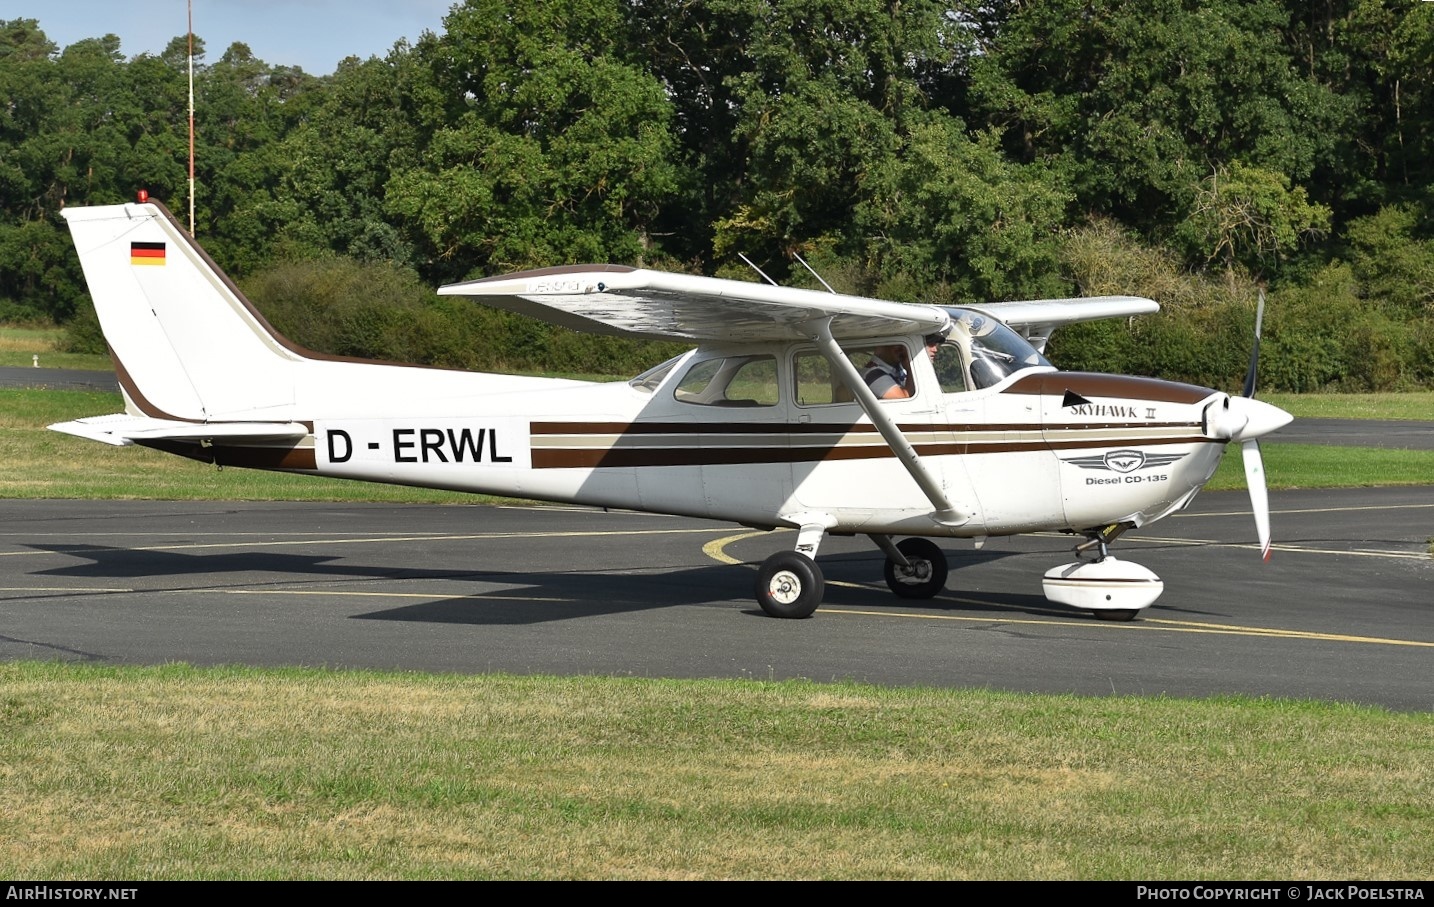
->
737, 253, 779, 287
792, 252, 836, 294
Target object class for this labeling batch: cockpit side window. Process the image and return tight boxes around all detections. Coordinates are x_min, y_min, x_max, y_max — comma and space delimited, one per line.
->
674, 354, 779, 407
932, 340, 968, 394
793, 350, 843, 405
792, 344, 916, 405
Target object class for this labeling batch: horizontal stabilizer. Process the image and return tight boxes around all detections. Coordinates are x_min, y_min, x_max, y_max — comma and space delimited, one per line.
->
49, 414, 309, 447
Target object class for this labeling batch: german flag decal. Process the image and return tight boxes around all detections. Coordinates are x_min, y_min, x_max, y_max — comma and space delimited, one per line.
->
130, 241, 166, 266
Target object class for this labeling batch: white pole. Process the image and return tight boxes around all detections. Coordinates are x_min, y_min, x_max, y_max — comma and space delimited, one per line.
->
188, 0, 195, 235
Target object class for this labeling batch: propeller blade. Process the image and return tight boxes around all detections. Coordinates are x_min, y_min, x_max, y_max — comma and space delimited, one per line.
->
1242, 289, 1265, 399
1242, 439, 1272, 561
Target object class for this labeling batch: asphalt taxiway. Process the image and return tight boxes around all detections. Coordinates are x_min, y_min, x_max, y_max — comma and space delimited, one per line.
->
2, 488, 1430, 711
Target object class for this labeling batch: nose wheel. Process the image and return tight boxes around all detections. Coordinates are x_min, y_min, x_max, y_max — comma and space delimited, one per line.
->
755, 551, 824, 619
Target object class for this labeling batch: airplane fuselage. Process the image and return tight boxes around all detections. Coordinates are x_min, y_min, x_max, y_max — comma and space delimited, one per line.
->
152, 349, 1228, 540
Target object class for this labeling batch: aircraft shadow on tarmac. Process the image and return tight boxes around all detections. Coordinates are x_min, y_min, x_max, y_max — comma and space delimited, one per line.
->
26, 542, 1064, 625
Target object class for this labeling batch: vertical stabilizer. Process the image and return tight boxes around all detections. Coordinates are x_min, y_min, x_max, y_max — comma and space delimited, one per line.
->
62, 200, 299, 422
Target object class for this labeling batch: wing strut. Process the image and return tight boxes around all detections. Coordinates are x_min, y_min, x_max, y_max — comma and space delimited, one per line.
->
806, 319, 968, 527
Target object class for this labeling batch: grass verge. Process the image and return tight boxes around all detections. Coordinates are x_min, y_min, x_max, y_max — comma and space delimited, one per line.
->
1, 662, 1430, 880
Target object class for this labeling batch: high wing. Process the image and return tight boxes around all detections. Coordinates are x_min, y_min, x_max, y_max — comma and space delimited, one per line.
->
438, 265, 951, 342
439, 264, 1156, 350
969, 295, 1160, 353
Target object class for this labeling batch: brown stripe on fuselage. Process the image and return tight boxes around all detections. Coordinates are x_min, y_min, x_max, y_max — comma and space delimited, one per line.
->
531, 420, 1051, 437
530, 432, 1211, 469
531, 421, 876, 435
532, 418, 1197, 438
529, 441, 1016, 469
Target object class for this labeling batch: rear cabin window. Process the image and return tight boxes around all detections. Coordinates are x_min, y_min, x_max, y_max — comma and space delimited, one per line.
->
673, 355, 779, 407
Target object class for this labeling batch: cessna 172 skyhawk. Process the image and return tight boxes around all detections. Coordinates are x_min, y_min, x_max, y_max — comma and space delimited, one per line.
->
52, 198, 1292, 620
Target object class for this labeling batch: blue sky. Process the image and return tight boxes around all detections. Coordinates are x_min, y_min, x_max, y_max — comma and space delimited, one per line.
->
23, 0, 457, 75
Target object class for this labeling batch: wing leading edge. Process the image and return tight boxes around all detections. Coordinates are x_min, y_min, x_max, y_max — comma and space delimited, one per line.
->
439, 264, 1159, 350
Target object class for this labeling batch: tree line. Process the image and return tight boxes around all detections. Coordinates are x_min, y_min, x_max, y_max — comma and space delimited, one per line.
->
2, 1, 1432, 389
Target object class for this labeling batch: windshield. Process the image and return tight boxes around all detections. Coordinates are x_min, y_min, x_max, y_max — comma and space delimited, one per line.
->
943, 307, 1051, 389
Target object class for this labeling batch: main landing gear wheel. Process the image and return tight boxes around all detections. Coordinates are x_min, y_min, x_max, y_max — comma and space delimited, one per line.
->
755, 551, 824, 619
883, 537, 948, 599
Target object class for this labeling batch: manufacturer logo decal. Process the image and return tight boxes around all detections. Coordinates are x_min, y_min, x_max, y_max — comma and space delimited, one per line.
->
1063, 449, 1185, 473
526, 277, 583, 294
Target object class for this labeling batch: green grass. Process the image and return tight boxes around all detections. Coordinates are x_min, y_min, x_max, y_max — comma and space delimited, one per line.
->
1207, 442, 1434, 491
1263, 391, 1434, 421
1, 662, 1429, 880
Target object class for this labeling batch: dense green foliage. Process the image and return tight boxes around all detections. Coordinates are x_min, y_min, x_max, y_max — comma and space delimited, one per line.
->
2, 1, 1432, 387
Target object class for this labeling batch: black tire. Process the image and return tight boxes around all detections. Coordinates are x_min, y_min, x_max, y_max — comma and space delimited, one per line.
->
1094, 609, 1140, 622
883, 537, 949, 599
754, 551, 824, 619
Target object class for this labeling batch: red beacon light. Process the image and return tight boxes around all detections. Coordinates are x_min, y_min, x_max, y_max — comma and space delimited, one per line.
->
137, 189, 149, 203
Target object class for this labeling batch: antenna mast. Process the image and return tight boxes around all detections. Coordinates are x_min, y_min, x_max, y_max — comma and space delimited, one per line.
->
187, 0, 195, 234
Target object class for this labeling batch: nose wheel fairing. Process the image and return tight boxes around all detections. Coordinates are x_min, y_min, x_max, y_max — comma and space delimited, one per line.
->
1041, 556, 1163, 621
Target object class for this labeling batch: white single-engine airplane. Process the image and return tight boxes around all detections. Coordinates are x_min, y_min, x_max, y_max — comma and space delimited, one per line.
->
52, 197, 1292, 620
